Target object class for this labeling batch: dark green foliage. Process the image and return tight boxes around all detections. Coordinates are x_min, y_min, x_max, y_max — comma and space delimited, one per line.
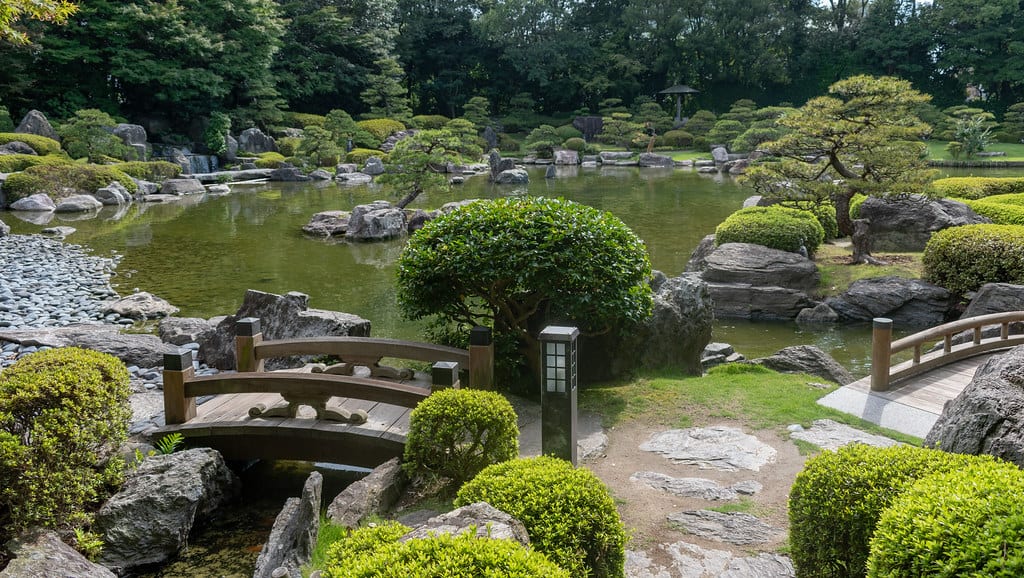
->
324, 109, 376, 149
282, 112, 326, 128
633, 101, 674, 133
0, 153, 71, 173
684, 110, 717, 136
456, 456, 626, 578
461, 96, 491, 131
715, 206, 825, 254
931, 177, 1024, 200
706, 119, 745, 147
867, 460, 1024, 577
1002, 103, 1024, 143
324, 524, 569, 578
661, 130, 694, 148
0, 347, 131, 544
376, 120, 481, 207
361, 58, 413, 122
203, 111, 232, 156
277, 136, 302, 157
297, 126, 341, 167
0, 132, 63, 156
555, 124, 583, 141
731, 126, 785, 153
58, 109, 130, 162
0, 106, 12, 131
923, 224, 1024, 296
112, 161, 182, 182
3, 163, 137, 203
496, 132, 520, 153
525, 124, 560, 158
402, 388, 518, 485
563, 137, 586, 152
410, 115, 450, 130
789, 444, 991, 578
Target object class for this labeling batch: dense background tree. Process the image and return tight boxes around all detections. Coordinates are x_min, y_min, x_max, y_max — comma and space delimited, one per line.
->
0, 0, 76, 44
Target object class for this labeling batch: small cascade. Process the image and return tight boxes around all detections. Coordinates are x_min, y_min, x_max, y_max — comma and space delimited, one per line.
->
189, 154, 219, 175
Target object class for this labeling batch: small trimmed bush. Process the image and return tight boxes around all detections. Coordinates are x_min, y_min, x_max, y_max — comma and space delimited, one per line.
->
563, 137, 586, 152
849, 193, 868, 220
2, 163, 138, 203
346, 148, 386, 165
254, 151, 287, 168
0, 153, 71, 173
715, 206, 825, 254
789, 445, 992, 578
497, 132, 520, 153
456, 456, 627, 578
112, 161, 182, 181
324, 521, 411, 573
555, 124, 582, 141
963, 199, 1024, 225
923, 224, 1024, 296
867, 460, 1024, 577
356, 118, 405, 142
282, 111, 326, 128
0, 132, 63, 155
403, 388, 518, 484
931, 176, 1024, 200
0, 347, 131, 544
410, 114, 449, 130
277, 136, 302, 157
660, 129, 694, 148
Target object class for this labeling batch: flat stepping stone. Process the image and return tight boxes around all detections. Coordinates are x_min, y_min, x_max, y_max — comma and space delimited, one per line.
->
639, 426, 777, 472
630, 472, 762, 501
788, 419, 899, 451
667, 510, 783, 545
626, 542, 793, 578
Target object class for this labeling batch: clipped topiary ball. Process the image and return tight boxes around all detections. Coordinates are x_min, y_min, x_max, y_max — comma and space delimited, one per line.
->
402, 388, 518, 485
455, 456, 626, 578
715, 205, 825, 254
789, 444, 992, 578
867, 459, 1024, 577
923, 224, 1024, 296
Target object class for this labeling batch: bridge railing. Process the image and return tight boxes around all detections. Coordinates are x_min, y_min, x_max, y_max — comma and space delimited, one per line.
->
870, 311, 1024, 391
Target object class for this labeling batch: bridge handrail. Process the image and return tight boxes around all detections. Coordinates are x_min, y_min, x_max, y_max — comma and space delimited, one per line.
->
870, 311, 1024, 391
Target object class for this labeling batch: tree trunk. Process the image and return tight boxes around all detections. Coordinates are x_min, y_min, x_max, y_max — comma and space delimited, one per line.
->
851, 218, 888, 265
833, 191, 854, 237
395, 185, 422, 209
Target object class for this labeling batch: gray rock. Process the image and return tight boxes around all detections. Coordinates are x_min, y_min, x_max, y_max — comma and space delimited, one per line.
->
94, 181, 132, 205
703, 243, 819, 292
685, 234, 717, 272
9, 194, 55, 212
327, 457, 405, 529
858, 195, 990, 252
207, 184, 230, 195
963, 283, 1024, 318
0, 529, 116, 578
925, 345, 1024, 467
302, 210, 350, 237
105, 291, 179, 319
160, 178, 205, 195
335, 172, 373, 184
39, 226, 75, 239
0, 325, 168, 367
158, 316, 216, 347
201, 289, 371, 370
544, 164, 556, 179
749, 345, 854, 385
0, 219, 8, 237
133, 179, 159, 196
599, 151, 633, 161
638, 152, 674, 168
94, 448, 240, 573
54, 194, 103, 213
572, 116, 603, 142
554, 149, 579, 165
309, 169, 332, 180
346, 203, 406, 241
400, 502, 531, 546
253, 472, 322, 578
825, 276, 954, 327
482, 126, 498, 150
711, 147, 729, 163
626, 542, 794, 578
335, 163, 358, 174
697, 165, 719, 173
361, 157, 385, 176
703, 342, 735, 357
0, 141, 38, 155
494, 168, 529, 184
14, 110, 58, 141
270, 165, 311, 182
667, 510, 783, 545
790, 419, 899, 451
640, 427, 777, 472
742, 195, 763, 208
406, 209, 432, 232
707, 282, 818, 321
630, 472, 762, 501
113, 124, 148, 160
796, 302, 839, 324
727, 158, 751, 174
238, 128, 278, 154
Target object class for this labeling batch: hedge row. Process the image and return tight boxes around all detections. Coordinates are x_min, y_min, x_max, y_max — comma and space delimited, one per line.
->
922, 224, 1024, 296
112, 160, 182, 182
0, 153, 71, 173
963, 199, 1024, 225
3, 163, 138, 202
356, 118, 406, 142
931, 176, 1024, 200
0, 132, 63, 156
715, 205, 825, 254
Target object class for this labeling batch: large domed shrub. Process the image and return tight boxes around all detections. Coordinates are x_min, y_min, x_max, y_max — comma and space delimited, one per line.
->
715, 205, 825, 254
922, 224, 1024, 296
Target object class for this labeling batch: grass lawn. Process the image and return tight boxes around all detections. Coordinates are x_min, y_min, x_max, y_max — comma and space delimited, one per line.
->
926, 141, 1024, 162
814, 243, 924, 298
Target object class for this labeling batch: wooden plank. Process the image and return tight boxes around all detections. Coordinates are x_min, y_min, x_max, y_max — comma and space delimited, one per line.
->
183, 373, 430, 408
254, 337, 470, 366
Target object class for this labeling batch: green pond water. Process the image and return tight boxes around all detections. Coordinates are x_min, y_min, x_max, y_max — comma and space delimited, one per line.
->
7, 165, 889, 374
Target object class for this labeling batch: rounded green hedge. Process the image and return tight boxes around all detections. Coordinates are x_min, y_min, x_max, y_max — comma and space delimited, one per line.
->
346, 148, 386, 165
254, 151, 287, 168
324, 520, 411, 574
410, 114, 450, 130
0, 347, 131, 543
563, 137, 587, 152
112, 161, 182, 182
963, 199, 1024, 225
0, 153, 72, 173
867, 460, 1024, 577
715, 205, 825, 254
661, 129, 694, 148
403, 388, 519, 485
922, 224, 1024, 296
0, 132, 63, 156
789, 445, 992, 578
931, 176, 1024, 200
357, 118, 406, 142
455, 456, 626, 578
3, 163, 138, 203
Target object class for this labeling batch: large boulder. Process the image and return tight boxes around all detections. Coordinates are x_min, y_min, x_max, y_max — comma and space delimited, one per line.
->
253, 472, 322, 578
0, 324, 168, 367
925, 345, 1024, 467
346, 201, 406, 241
160, 178, 205, 195
201, 289, 371, 370
112, 124, 148, 160
361, 157, 385, 176
302, 210, 350, 237
493, 168, 529, 184
14, 110, 58, 141
94, 448, 240, 573
581, 273, 714, 381
0, 219, 8, 238
158, 316, 216, 346
701, 243, 820, 320
572, 116, 603, 142
400, 502, 531, 546
326, 457, 406, 529
685, 234, 717, 273
638, 152, 674, 168
54, 194, 103, 213
237, 127, 277, 154
488, 150, 517, 181
104, 291, 179, 320
962, 283, 1024, 318
825, 276, 955, 327
269, 165, 311, 182
9, 193, 55, 212
858, 194, 990, 251
554, 149, 579, 165
0, 529, 116, 578
94, 181, 132, 206
599, 151, 633, 161
748, 345, 854, 385
0, 141, 38, 155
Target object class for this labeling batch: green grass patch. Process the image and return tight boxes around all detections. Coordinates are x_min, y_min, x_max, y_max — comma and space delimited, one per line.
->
579, 364, 920, 445
814, 243, 924, 298
306, 518, 349, 575
927, 140, 1024, 162
668, 150, 712, 161
705, 498, 759, 515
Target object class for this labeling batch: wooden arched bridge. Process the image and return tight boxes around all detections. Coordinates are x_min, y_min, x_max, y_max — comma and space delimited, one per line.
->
819, 311, 1024, 438
152, 319, 494, 467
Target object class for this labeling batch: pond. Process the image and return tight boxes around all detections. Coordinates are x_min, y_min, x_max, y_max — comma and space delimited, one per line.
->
6, 165, 895, 375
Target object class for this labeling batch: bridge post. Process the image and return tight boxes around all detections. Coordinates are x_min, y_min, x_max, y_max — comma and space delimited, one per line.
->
469, 326, 494, 390
163, 349, 196, 424
236, 317, 264, 372
871, 317, 893, 392
431, 361, 460, 390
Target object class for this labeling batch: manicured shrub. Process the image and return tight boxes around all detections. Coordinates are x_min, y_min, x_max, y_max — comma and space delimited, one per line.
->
455, 456, 627, 578
980, 192, 1024, 206
923, 224, 1024, 296
112, 160, 182, 181
789, 444, 991, 578
963, 199, 1024, 225
410, 114, 449, 130
684, 110, 717, 135
2, 163, 137, 203
706, 119, 745, 147
849, 193, 868, 220
931, 176, 1024, 200
277, 136, 302, 157
356, 118, 406, 142
346, 148, 386, 165
715, 206, 825, 254
497, 132, 520, 153
0, 153, 72, 173
324, 521, 411, 573
0, 132, 63, 156
555, 124, 582, 141
0, 106, 12, 132
809, 203, 839, 240
660, 129, 694, 148
867, 459, 1024, 577
0, 348, 131, 544
254, 151, 287, 168
562, 137, 587, 152
731, 126, 784, 153
283, 111, 326, 128
403, 388, 518, 484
